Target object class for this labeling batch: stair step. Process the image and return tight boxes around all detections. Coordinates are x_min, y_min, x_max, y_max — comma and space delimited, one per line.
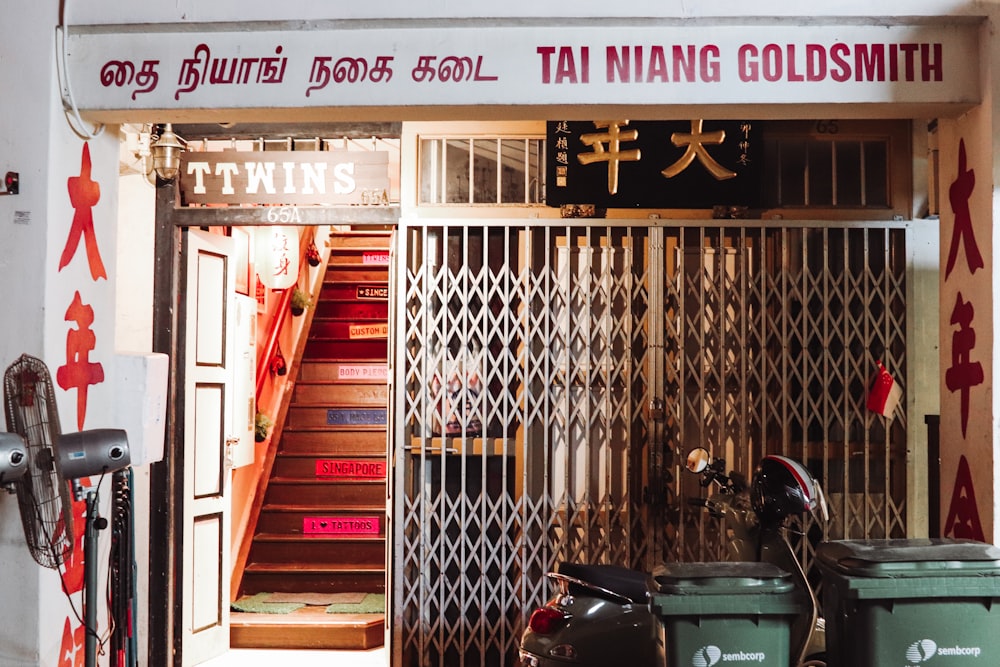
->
314, 299, 388, 319
257, 506, 387, 534
326, 250, 389, 266
273, 454, 387, 478
250, 535, 386, 563
265, 478, 386, 505
292, 381, 387, 405
321, 283, 389, 301
304, 338, 387, 360
280, 428, 386, 455
231, 608, 384, 651
308, 318, 389, 338
324, 267, 389, 283
241, 563, 385, 595
286, 405, 387, 429
297, 360, 387, 383
327, 231, 392, 250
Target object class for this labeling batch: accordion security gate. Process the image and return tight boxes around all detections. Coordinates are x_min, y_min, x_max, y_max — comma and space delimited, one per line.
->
391, 219, 908, 667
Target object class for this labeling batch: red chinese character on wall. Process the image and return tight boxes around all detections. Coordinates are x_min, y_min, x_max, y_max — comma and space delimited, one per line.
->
56, 291, 105, 430
60, 497, 88, 595
945, 138, 983, 279
943, 455, 986, 542
59, 142, 107, 281
945, 292, 984, 438
59, 616, 85, 667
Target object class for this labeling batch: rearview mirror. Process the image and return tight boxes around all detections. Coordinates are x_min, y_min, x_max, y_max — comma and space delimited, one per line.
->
685, 447, 710, 474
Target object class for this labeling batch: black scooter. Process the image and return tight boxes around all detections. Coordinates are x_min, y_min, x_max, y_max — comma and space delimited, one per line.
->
518, 448, 828, 667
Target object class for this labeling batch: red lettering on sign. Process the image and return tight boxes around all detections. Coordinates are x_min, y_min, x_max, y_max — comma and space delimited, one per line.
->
362, 251, 390, 265
303, 516, 380, 535
537, 46, 590, 84
337, 364, 387, 381
943, 455, 985, 542
316, 459, 386, 479
735, 41, 941, 84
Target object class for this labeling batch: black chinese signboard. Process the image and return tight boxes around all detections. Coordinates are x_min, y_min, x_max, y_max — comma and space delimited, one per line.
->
547, 120, 763, 209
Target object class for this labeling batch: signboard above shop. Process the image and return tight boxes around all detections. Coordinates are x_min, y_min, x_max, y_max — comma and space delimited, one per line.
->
547, 120, 762, 209
177, 150, 390, 206
63, 21, 981, 119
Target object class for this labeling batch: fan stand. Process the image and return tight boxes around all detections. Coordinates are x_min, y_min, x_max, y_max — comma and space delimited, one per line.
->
80, 483, 107, 667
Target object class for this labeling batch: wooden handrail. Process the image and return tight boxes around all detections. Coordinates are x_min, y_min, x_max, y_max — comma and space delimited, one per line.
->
254, 226, 318, 401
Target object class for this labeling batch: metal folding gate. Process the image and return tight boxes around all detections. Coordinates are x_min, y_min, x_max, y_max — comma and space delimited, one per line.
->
391, 219, 908, 667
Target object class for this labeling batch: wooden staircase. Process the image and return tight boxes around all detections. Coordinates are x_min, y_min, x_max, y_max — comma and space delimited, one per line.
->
231, 228, 392, 650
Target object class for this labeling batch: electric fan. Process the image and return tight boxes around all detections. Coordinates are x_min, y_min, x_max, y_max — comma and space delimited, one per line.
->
0, 431, 28, 484
3, 354, 75, 569
4, 354, 132, 667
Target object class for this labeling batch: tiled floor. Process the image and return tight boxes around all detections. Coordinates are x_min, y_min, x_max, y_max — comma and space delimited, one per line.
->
201, 647, 387, 666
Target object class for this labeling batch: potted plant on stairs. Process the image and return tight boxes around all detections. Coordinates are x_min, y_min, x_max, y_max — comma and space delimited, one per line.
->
254, 411, 273, 442
290, 286, 312, 316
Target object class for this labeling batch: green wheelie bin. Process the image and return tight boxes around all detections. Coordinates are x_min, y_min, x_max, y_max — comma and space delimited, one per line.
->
817, 538, 1000, 667
651, 562, 804, 666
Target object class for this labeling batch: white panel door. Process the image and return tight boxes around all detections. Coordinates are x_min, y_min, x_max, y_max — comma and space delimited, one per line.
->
182, 229, 236, 665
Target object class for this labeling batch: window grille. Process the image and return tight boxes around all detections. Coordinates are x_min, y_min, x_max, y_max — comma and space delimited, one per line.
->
418, 137, 546, 205
392, 218, 908, 667
766, 135, 891, 208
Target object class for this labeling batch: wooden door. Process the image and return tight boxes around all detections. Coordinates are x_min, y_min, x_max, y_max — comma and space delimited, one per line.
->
181, 229, 236, 665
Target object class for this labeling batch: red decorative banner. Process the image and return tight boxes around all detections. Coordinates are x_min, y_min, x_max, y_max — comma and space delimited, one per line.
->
304, 516, 380, 535
316, 459, 386, 478
362, 251, 390, 265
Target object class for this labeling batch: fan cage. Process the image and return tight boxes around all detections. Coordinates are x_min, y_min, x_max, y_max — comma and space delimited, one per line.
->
3, 354, 75, 569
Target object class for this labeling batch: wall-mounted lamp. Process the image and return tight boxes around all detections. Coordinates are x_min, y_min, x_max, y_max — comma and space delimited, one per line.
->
150, 124, 185, 182
0, 171, 18, 196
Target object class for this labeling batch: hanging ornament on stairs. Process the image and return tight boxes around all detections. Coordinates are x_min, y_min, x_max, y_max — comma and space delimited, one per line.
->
270, 344, 287, 376
305, 238, 321, 267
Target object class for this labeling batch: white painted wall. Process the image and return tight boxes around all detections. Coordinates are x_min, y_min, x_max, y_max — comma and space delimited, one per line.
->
0, 1, 56, 663
1, 3, 130, 666
114, 168, 157, 666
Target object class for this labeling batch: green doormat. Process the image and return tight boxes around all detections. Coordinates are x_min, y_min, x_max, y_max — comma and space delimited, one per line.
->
266, 592, 366, 605
326, 593, 385, 614
231, 592, 305, 614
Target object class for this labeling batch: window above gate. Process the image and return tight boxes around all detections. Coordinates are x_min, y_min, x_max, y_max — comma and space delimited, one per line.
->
416, 119, 912, 218
760, 120, 911, 217
418, 136, 546, 205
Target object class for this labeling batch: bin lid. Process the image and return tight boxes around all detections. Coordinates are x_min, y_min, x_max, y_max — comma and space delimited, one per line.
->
817, 538, 1000, 577
654, 561, 795, 595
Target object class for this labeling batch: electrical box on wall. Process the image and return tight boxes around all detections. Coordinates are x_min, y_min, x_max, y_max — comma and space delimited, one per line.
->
112, 352, 168, 466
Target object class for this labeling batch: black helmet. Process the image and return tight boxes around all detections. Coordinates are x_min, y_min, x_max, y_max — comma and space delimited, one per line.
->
751, 455, 818, 525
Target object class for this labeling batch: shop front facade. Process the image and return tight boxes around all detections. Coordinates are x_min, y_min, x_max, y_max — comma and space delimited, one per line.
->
0, 2, 995, 666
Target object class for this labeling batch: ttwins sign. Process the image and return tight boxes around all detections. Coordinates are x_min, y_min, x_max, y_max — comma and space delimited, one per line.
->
547, 120, 762, 209
178, 150, 390, 206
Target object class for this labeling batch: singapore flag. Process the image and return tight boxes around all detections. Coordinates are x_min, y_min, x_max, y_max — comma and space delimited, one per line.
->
866, 360, 903, 418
